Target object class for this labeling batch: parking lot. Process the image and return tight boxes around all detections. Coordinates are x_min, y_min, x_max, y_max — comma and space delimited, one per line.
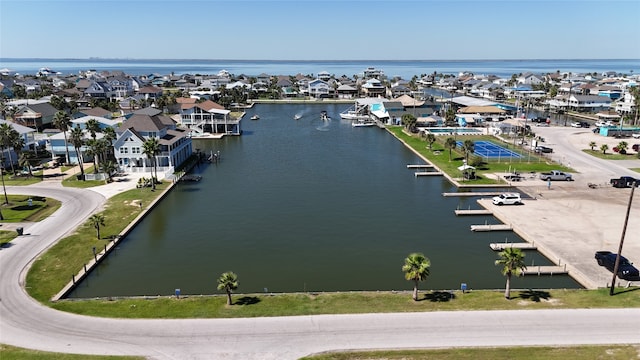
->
482, 126, 640, 289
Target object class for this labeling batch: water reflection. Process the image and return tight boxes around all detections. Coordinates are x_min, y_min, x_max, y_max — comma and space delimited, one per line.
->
69, 103, 580, 298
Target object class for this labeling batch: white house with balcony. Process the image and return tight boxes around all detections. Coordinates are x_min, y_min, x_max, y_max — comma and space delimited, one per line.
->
114, 113, 192, 177
179, 100, 239, 136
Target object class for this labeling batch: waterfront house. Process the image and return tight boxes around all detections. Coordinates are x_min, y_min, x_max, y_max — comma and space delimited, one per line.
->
567, 94, 613, 112
114, 113, 192, 176
307, 79, 331, 99
45, 128, 103, 165
336, 84, 358, 99
361, 79, 386, 98
179, 100, 239, 135
71, 115, 119, 130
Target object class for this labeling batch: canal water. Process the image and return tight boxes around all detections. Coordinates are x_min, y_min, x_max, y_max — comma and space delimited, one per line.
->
69, 103, 580, 298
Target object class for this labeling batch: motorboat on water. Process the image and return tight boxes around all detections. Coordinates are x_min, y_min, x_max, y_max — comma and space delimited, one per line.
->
294, 114, 302, 120
321, 111, 330, 121
352, 121, 376, 127
251, 114, 260, 120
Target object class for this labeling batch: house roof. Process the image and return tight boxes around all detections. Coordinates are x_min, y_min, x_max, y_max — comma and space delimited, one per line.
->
458, 105, 506, 114
0, 119, 36, 134
394, 94, 425, 107
79, 107, 111, 117
122, 114, 172, 132
134, 107, 163, 116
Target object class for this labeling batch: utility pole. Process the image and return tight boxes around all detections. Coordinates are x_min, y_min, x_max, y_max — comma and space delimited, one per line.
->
609, 180, 637, 295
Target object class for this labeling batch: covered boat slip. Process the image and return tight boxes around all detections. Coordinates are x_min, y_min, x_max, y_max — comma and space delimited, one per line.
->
339, 97, 383, 120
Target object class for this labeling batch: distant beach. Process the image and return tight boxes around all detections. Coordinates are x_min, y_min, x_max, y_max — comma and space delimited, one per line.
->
1, 58, 638, 79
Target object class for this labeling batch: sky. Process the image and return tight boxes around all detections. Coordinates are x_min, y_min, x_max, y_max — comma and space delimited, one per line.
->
1, 0, 639, 60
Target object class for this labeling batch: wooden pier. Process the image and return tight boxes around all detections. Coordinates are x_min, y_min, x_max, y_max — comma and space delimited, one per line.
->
407, 164, 435, 169
415, 171, 443, 177
470, 224, 512, 232
522, 265, 567, 276
443, 192, 503, 197
489, 242, 537, 251
455, 209, 493, 216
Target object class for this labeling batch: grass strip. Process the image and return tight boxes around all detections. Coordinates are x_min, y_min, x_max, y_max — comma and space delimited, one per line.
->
51, 288, 639, 319
0, 195, 61, 222
0, 344, 143, 360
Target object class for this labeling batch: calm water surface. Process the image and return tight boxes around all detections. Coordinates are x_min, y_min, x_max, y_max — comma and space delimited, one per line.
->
69, 104, 579, 298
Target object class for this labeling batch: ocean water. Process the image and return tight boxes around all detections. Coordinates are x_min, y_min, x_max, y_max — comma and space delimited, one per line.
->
1, 58, 638, 79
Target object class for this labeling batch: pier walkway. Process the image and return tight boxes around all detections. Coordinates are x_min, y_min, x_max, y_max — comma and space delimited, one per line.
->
455, 209, 493, 216
470, 224, 512, 232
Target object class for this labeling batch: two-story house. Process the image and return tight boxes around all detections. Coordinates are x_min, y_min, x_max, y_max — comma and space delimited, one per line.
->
114, 113, 192, 176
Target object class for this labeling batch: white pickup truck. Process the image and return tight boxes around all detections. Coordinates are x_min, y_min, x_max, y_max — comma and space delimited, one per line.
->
539, 170, 573, 181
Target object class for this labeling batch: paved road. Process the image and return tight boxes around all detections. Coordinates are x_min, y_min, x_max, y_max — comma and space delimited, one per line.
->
2, 143, 640, 359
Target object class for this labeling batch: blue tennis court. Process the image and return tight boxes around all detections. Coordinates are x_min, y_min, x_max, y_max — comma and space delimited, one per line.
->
456, 140, 522, 159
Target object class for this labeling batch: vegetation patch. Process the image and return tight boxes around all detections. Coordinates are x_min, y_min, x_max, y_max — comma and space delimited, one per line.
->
26, 182, 169, 302
0, 344, 143, 360
301, 345, 640, 360
582, 149, 639, 160
0, 195, 61, 222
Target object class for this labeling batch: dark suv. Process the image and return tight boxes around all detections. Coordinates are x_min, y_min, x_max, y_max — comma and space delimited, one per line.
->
595, 251, 640, 280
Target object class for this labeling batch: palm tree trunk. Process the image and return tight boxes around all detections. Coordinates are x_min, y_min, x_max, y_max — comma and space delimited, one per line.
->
505, 274, 511, 299
63, 133, 70, 164
96, 226, 100, 240
226, 291, 232, 305
413, 280, 419, 301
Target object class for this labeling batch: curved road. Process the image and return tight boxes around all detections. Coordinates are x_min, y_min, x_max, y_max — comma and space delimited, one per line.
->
2, 162, 640, 359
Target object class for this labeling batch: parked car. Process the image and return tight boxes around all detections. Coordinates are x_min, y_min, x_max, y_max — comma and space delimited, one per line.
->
539, 170, 572, 181
492, 193, 522, 206
610, 176, 639, 188
534, 145, 553, 153
632, 144, 640, 152
595, 251, 640, 281
570, 121, 589, 128
633, 133, 640, 139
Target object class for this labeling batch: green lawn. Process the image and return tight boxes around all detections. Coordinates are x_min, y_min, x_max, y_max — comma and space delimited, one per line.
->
583, 149, 640, 160
50, 288, 640, 319
387, 127, 571, 184
301, 345, 639, 360
0, 344, 143, 360
0, 229, 17, 245
1, 173, 42, 185
0, 195, 61, 222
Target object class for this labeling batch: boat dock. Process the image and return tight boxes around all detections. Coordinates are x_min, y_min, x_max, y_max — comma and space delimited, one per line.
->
522, 265, 568, 276
443, 192, 503, 197
407, 164, 435, 169
470, 224, 512, 231
455, 209, 493, 216
489, 242, 537, 251
415, 171, 443, 177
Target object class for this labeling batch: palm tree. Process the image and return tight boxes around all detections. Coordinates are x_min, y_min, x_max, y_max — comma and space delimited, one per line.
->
600, 144, 609, 154
444, 137, 457, 161
425, 133, 436, 150
588, 141, 597, 151
0, 124, 19, 174
402, 253, 431, 301
217, 271, 239, 305
69, 125, 86, 180
101, 160, 117, 182
617, 141, 628, 155
89, 213, 105, 239
85, 118, 101, 139
462, 140, 475, 164
142, 137, 160, 190
52, 111, 72, 164
18, 151, 33, 177
401, 113, 417, 132
102, 127, 117, 161
495, 247, 527, 299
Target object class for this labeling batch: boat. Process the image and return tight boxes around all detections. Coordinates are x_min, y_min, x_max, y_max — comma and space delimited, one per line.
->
250, 115, 260, 120
352, 121, 376, 127
294, 114, 302, 120
339, 98, 379, 121
320, 111, 330, 121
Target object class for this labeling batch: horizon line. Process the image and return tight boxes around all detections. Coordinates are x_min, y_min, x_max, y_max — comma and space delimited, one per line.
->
1, 57, 639, 62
